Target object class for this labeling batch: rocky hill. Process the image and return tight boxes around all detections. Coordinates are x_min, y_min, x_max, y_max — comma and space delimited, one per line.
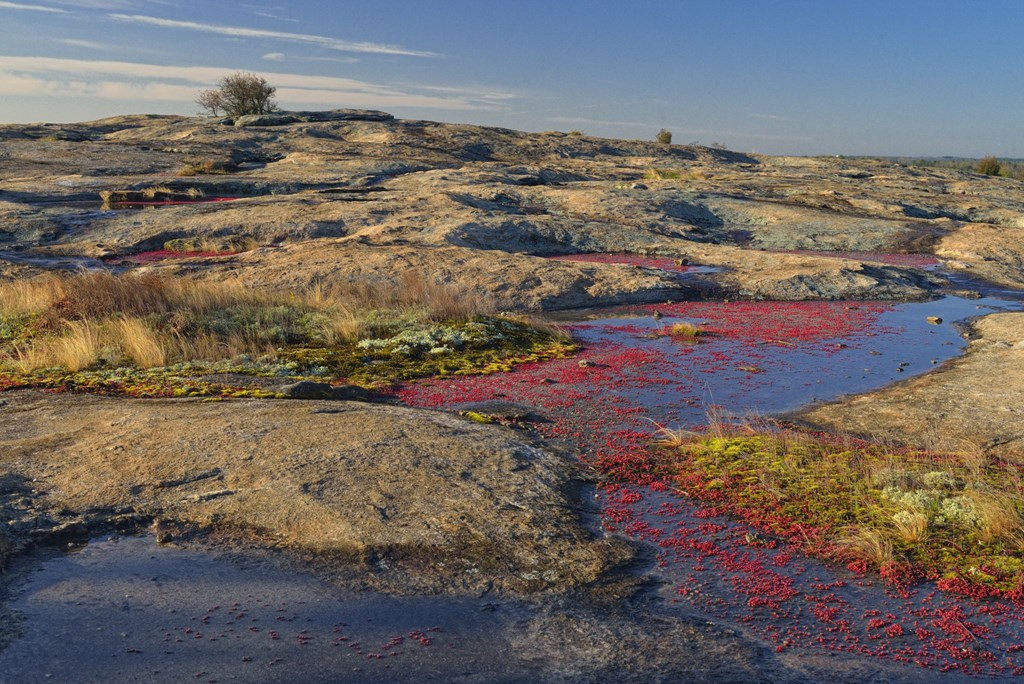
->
6, 109, 1024, 308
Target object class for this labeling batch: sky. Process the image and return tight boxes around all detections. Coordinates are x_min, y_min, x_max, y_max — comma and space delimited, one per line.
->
0, 0, 1022, 156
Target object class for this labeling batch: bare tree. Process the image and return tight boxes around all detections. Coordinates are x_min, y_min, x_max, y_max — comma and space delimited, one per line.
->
196, 72, 278, 117
195, 88, 225, 116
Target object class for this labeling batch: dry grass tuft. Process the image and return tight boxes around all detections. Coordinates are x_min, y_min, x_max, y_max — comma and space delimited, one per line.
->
970, 492, 1024, 544
891, 510, 930, 545
652, 423, 699, 449
116, 317, 167, 368
834, 527, 894, 568
51, 320, 102, 372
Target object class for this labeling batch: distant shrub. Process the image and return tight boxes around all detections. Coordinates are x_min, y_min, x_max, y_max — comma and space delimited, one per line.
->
197, 72, 278, 117
567, 129, 584, 137
656, 128, 672, 145
178, 159, 237, 176
643, 168, 683, 180
977, 155, 1001, 176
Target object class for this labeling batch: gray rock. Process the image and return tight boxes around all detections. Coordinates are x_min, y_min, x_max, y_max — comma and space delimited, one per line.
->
331, 384, 374, 401
280, 381, 374, 401
234, 114, 300, 127
293, 109, 394, 123
279, 381, 336, 399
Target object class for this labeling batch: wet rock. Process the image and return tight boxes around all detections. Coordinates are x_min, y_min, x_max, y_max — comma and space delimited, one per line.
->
453, 401, 543, 423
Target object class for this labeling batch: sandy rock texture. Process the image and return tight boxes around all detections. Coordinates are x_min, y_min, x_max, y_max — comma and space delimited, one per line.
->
801, 312, 1024, 458
0, 390, 633, 595
9, 110, 1020, 306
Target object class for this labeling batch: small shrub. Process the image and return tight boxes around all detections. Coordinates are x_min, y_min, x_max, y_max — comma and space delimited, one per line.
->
566, 130, 584, 137
178, 159, 236, 176
977, 155, 1001, 176
656, 128, 672, 145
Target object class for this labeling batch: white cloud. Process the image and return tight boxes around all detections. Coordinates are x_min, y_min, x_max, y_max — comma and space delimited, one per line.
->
55, 38, 109, 49
0, 55, 512, 111
261, 52, 285, 61
108, 14, 437, 57
0, 1, 67, 12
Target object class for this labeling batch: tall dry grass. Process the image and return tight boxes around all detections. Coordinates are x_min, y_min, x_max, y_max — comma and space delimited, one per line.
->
970, 492, 1024, 544
0, 271, 497, 372
116, 317, 167, 368
0, 271, 276, 322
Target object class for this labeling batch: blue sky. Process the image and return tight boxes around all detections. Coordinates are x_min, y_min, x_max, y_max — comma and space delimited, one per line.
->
1, 0, 1021, 156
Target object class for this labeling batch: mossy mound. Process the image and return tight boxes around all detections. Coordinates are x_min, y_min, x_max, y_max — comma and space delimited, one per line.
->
0, 315, 575, 398
656, 430, 1024, 596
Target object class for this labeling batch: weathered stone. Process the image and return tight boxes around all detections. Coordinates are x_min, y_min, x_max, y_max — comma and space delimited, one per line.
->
279, 380, 335, 399
234, 113, 300, 127
293, 109, 394, 122
0, 391, 633, 595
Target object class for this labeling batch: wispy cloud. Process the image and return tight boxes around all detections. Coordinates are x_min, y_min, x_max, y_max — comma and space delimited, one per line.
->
108, 14, 438, 57
748, 112, 793, 122
0, 55, 511, 111
51, 0, 174, 8
261, 52, 360, 65
254, 10, 298, 23
55, 38, 109, 49
0, 1, 67, 12
47, 0, 145, 7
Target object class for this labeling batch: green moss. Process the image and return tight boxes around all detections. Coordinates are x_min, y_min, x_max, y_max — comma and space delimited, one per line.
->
277, 317, 576, 387
0, 313, 38, 344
